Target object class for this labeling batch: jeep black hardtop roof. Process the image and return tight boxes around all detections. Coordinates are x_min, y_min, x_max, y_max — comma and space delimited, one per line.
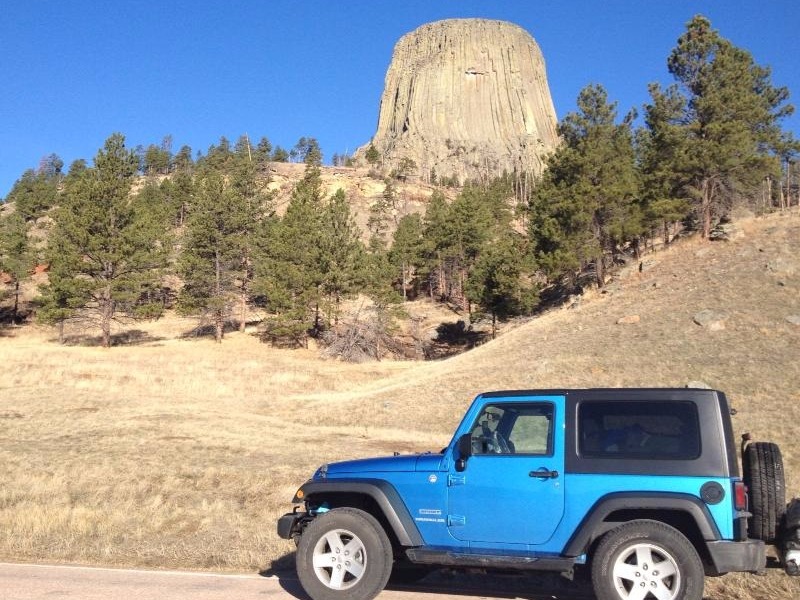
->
480, 387, 723, 397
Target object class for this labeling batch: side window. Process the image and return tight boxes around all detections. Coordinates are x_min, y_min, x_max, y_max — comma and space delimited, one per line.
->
579, 401, 700, 460
469, 403, 554, 455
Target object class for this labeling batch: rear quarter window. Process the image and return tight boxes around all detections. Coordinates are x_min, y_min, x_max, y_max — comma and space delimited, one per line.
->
579, 401, 700, 460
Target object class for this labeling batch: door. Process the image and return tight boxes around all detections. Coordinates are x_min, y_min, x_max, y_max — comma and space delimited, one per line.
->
447, 396, 565, 546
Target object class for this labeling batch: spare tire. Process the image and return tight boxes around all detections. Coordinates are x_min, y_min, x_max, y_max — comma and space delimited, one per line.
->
743, 441, 785, 544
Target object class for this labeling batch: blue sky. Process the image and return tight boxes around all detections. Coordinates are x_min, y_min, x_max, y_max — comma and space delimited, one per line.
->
1, 1, 798, 198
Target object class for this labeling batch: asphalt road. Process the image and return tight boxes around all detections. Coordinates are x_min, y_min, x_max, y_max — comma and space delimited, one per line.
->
0, 563, 597, 600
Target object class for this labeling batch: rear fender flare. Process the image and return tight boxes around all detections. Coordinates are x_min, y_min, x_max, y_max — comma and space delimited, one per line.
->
563, 492, 721, 556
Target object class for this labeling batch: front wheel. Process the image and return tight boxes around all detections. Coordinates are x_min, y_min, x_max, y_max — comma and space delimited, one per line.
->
295, 507, 393, 600
591, 520, 704, 600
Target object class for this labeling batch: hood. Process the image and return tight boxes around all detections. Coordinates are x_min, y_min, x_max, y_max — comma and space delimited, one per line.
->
322, 453, 442, 477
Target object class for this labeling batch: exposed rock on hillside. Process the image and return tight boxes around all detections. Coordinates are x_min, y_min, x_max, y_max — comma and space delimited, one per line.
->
356, 19, 559, 184
264, 162, 448, 239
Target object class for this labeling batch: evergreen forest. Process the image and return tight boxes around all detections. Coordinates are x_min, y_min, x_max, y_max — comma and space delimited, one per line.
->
1, 16, 798, 356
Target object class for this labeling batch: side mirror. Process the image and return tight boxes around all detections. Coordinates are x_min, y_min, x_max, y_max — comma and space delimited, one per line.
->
456, 433, 472, 472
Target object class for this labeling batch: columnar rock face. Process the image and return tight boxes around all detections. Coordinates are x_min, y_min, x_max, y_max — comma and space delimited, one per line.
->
356, 19, 559, 183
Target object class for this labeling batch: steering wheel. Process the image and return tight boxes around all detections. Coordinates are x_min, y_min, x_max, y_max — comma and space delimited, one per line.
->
490, 430, 512, 454
476, 430, 511, 454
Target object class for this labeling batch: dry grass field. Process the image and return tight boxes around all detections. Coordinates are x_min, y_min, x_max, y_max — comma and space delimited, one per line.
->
1, 210, 799, 599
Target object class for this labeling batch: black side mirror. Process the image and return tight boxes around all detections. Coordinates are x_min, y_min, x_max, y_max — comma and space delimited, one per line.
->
456, 433, 472, 472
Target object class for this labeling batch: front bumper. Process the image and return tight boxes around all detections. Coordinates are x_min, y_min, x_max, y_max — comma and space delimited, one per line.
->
277, 510, 307, 540
706, 539, 766, 574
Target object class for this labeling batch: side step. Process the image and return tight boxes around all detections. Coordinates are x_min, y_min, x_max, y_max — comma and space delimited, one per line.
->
406, 547, 576, 573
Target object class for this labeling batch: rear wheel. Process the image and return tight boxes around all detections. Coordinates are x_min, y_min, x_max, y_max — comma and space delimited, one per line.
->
296, 508, 393, 600
591, 520, 704, 600
743, 441, 785, 543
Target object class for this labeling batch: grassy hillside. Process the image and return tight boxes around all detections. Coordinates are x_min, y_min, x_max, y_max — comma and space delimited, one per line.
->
1, 210, 798, 598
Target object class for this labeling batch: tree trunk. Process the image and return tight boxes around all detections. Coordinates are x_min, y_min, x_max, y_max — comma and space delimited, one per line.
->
214, 250, 224, 343
595, 256, 605, 288
402, 261, 408, 301
701, 179, 713, 239
240, 290, 247, 333
101, 297, 113, 348
215, 309, 224, 343
239, 249, 250, 333
12, 279, 19, 325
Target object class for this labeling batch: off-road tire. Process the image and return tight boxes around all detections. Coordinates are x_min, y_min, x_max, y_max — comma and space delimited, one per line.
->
743, 441, 785, 544
295, 507, 393, 600
591, 519, 704, 600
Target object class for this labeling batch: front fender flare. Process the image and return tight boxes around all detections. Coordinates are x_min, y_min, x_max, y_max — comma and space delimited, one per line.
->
295, 478, 424, 547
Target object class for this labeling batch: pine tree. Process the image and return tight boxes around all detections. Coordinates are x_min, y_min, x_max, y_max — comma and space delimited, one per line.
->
271, 146, 290, 162
201, 136, 234, 172
291, 137, 322, 165
529, 85, 641, 287
419, 184, 507, 308
420, 190, 452, 299
230, 147, 273, 332
173, 145, 194, 173
639, 84, 692, 245
143, 143, 171, 176
160, 171, 194, 227
319, 189, 365, 323
465, 231, 536, 338
365, 143, 380, 167
389, 213, 424, 301
41, 134, 170, 346
178, 172, 249, 342
361, 247, 402, 309
37, 229, 85, 343
654, 15, 796, 236
254, 137, 273, 172
4, 165, 60, 221
0, 211, 35, 323
367, 179, 395, 250
254, 152, 326, 345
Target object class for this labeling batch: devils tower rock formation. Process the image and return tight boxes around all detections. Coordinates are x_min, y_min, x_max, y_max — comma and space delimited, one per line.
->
357, 19, 559, 184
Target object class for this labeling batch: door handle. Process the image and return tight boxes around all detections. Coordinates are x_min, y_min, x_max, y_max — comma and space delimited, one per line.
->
530, 468, 559, 480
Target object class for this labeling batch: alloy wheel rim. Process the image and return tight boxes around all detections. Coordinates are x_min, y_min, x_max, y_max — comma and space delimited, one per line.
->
312, 528, 367, 590
611, 542, 681, 600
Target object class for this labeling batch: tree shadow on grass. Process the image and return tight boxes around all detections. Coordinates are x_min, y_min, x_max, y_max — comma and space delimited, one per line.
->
56, 329, 166, 347
0, 305, 31, 328
425, 320, 489, 360
178, 319, 242, 340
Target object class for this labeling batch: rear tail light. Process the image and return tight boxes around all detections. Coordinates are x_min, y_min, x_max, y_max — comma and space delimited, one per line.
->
734, 480, 748, 511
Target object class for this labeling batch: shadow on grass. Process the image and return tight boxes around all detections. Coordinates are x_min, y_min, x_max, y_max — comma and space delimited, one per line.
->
0, 306, 31, 328
261, 552, 596, 600
56, 329, 166, 347
178, 319, 243, 340
425, 320, 489, 360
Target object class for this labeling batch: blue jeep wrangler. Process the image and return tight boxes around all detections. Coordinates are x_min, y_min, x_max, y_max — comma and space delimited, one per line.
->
278, 388, 790, 600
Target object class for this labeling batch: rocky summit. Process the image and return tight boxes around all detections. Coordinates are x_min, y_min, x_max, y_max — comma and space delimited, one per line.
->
356, 19, 559, 184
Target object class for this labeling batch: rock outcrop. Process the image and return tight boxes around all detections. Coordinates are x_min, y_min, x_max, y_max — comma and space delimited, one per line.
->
356, 19, 559, 184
